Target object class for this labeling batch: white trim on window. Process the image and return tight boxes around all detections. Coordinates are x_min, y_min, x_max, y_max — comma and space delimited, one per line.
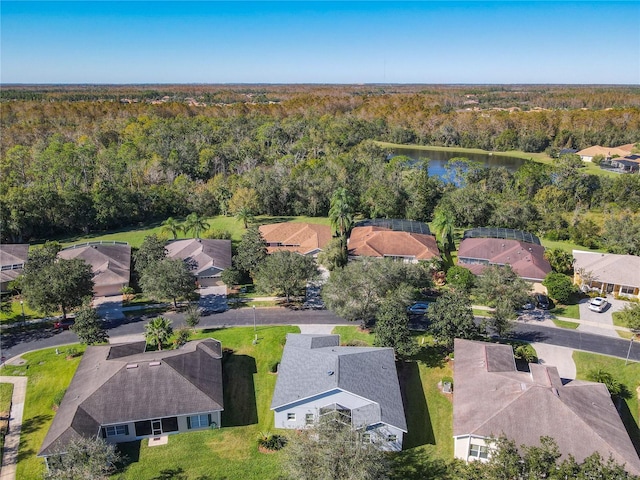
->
287, 413, 296, 421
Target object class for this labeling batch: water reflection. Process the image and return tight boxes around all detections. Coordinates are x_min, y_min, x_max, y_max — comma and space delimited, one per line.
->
390, 147, 529, 181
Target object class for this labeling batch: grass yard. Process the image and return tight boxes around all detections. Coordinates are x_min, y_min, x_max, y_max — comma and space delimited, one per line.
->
48, 215, 330, 249
573, 351, 640, 452
0, 300, 48, 325
332, 325, 374, 345
550, 303, 580, 320
552, 319, 580, 329
0, 382, 14, 453
0, 345, 87, 480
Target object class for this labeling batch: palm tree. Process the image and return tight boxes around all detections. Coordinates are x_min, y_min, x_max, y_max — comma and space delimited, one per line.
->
182, 213, 210, 239
144, 316, 173, 351
235, 206, 254, 229
329, 188, 354, 238
431, 206, 456, 253
161, 216, 182, 240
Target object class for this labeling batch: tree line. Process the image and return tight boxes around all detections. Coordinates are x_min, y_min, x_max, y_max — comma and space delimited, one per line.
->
1, 86, 639, 256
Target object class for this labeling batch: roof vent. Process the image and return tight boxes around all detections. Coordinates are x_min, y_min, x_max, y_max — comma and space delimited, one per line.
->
552, 388, 559, 397
149, 361, 161, 367
327, 370, 334, 376
126, 364, 138, 369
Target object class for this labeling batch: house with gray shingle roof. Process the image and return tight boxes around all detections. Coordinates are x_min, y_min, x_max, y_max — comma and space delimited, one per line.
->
38, 338, 223, 462
58, 242, 131, 297
573, 250, 640, 300
453, 339, 640, 475
165, 239, 231, 287
0, 243, 29, 292
271, 334, 407, 451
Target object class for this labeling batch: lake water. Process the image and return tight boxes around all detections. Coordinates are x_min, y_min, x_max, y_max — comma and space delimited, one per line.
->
390, 147, 529, 181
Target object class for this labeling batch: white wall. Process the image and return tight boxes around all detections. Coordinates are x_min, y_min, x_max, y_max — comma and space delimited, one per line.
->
454, 435, 491, 463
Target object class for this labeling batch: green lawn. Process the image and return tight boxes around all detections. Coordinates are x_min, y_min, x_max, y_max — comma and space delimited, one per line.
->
0, 382, 14, 453
573, 351, 640, 452
552, 319, 580, 329
550, 303, 580, 320
0, 300, 48, 324
0, 345, 87, 480
47, 215, 331, 249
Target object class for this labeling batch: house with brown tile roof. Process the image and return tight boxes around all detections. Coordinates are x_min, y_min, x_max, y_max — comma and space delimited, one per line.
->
577, 145, 635, 162
347, 226, 440, 263
453, 339, 640, 475
58, 242, 131, 297
165, 239, 231, 286
38, 338, 223, 463
573, 250, 640, 300
259, 222, 332, 256
457, 237, 551, 282
0, 243, 29, 292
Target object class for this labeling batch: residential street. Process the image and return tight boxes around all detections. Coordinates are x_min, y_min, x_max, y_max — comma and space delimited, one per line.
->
1, 307, 639, 364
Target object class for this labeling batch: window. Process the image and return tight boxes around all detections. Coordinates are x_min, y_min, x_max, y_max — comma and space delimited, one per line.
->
387, 434, 397, 442
104, 424, 128, 437
188, 414, 209, 429
362, 433, 371, 444
620, 285, 635, 295
305, 414, 314, 425
469, 444, 489, 459
134, 420, 151, 436
287, 413, 296, 421
162, 417, 179, 432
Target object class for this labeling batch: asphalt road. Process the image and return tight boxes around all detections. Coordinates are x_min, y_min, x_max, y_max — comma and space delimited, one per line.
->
1, 308, 639, 363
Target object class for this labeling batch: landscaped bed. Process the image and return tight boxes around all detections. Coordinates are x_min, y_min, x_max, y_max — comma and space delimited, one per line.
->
0, 382, 14, 453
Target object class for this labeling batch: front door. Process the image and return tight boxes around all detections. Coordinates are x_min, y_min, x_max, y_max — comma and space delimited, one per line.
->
152, 420, 162, 436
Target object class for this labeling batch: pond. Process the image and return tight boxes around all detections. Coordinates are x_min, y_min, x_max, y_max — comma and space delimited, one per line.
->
389, 147, 529, 181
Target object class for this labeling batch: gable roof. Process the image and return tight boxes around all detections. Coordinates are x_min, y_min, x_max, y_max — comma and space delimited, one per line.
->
0, 243, 29, 286
165, 239, 231, 277
271, 334, 407, 432
39, 338, 223, 457
457, 237, 551, 282
259, 222, 332, 255
58, 243, 131, 290
573, 250, 640, 288
576, 145, 633, 158
348, 226, 440, 261
453, 339, 640, 475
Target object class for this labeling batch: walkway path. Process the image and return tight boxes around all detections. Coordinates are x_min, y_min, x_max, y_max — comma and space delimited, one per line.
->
0, 376, 27, 480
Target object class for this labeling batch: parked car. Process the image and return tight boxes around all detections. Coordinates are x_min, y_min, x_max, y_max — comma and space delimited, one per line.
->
534, 294, 550, 310
53, 319, 75, 330
521, 298, 536, 310
407, 302, 430, 315
588, 297, 608, 313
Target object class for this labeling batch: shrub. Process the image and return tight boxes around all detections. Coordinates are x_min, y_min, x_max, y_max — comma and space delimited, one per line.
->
258, 433, 287, 451
542, 272, 577, 304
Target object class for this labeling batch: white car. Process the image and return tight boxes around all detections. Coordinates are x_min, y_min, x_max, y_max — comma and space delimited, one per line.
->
588, 297, 608, 313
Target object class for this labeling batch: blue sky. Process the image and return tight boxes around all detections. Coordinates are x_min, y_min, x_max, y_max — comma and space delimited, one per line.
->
2, 1, 639, 84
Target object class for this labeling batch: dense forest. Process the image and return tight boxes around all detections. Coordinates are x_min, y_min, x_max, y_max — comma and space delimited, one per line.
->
1, 84, 639, 254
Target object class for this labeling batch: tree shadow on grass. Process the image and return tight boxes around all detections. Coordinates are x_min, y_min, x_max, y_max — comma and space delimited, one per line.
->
117, 440, 140, 464
390, 447, 454, 480
396, 361, 434, 449
222, 354, 258, 427
410, 339, 449, 369
20, 413, 51, 435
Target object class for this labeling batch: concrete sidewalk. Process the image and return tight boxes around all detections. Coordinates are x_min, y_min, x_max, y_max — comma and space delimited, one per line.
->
0, 376, 28, 480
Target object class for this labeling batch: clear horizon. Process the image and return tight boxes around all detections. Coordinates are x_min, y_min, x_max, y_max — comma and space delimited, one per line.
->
2, 1, 639, 85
